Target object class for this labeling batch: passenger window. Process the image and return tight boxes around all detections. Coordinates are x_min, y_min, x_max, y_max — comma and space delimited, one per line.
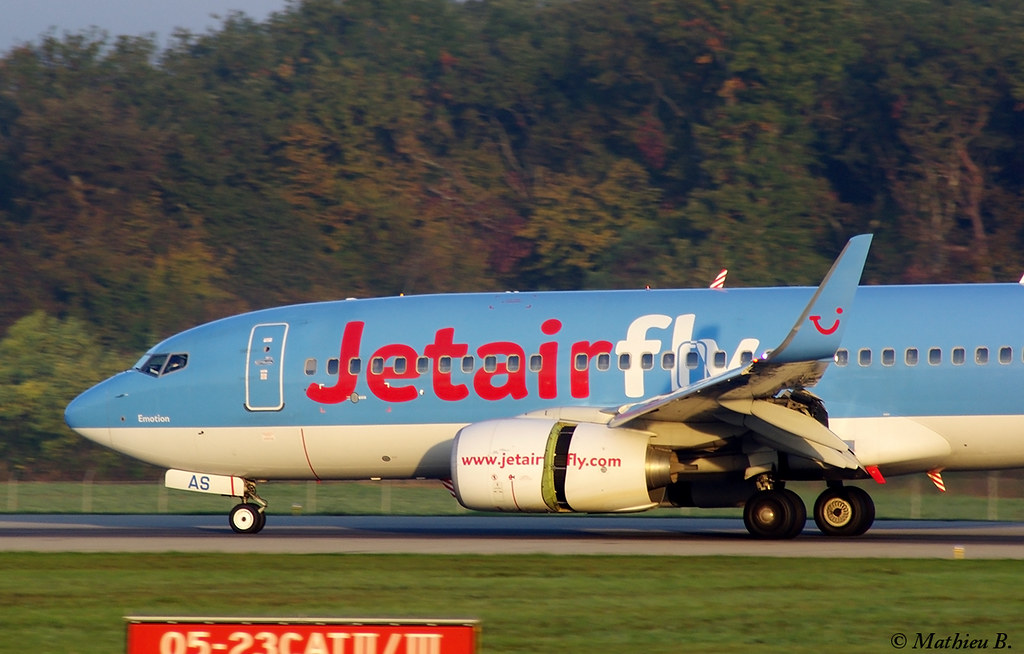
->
999, 347, 1013, 365
417, 356, 430, 374
596, 353, 610, 371
740, 351, 753, 366
858, 349, 872, 367
834, 349, 848, 366
952, 347, 966, 366
370, 357, 385, 375
484, 355, 498, 373
905, 348, 919, 366
304, 358, 317, 376
661, 352, 675, 370
574, 353, 589, 371
975, 347, 989, 365
928, 348, 942, 365
618, 353, 632, 370
685, 351, 700, 370
881, 348, 895, 367
438, 357, 452, 374
461, 356, 475, 373
714, 351, 727, 369
529, 354, 543, 373
394, 357, 407, 374
641, 353, 654, 370
348, 358, 361, 375
328, 358, 339, 375
507, 354, 522, 373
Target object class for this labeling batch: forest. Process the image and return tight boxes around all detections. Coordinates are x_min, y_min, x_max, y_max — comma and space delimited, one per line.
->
1, 0, 1023, 478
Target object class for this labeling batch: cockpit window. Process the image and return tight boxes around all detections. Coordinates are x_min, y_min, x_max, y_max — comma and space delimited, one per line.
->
164, 353, 188, 374
138, 354, 168, 376
136, 353, 189, 377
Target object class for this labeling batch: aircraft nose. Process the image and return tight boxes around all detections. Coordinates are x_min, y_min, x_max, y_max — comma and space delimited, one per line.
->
65, 382, 112, 446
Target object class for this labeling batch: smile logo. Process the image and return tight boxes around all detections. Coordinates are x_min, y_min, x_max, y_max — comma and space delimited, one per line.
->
809, 307, 843, 335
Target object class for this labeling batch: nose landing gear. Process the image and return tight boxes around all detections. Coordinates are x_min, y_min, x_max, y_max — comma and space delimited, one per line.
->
229, 480, 267, 534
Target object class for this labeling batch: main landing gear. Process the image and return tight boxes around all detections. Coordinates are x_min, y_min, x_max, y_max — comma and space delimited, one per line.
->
228, 480, 267, 534
743, 487, 806, 540
743, 480, 875, 539
812, 484, 875, 537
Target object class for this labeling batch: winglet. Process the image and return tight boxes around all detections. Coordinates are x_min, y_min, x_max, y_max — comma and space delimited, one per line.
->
768, 234, 872, 363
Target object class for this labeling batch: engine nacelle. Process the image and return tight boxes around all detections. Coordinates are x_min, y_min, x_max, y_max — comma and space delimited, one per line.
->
451, 418, 672, 513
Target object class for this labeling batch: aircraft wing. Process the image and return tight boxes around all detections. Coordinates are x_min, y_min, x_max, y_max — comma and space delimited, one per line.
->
609, 235, 873, 471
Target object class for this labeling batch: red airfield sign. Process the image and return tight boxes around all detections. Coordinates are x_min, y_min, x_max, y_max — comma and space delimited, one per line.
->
125, 617, 478, 654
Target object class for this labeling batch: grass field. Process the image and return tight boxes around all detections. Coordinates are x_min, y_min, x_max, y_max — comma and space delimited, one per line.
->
1, 553, 1022, 653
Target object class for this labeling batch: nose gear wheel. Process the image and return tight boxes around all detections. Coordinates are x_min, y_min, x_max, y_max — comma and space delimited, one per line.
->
228, 480, 268, 534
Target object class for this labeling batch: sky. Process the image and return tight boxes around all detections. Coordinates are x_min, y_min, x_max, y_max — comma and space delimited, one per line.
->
0, 0, 293, 53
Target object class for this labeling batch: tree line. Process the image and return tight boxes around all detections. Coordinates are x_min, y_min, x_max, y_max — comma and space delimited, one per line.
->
1, 0, 1023, 477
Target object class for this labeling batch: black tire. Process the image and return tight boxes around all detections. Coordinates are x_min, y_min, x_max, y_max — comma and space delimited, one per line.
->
229, 502, 264, 534
253, 505, 267, 533
813, 486, 873, 537
744, 490, 799, 540
845, 486, 875, 536
779, 488, 807, 539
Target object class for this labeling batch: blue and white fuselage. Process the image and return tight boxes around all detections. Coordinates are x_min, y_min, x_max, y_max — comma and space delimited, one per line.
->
64, 236, 1024, 537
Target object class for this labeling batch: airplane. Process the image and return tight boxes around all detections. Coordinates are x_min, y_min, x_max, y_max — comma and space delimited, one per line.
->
63, 234, 1024, 538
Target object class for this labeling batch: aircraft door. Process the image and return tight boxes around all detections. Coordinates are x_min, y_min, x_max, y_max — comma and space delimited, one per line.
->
246, 323, 289, 411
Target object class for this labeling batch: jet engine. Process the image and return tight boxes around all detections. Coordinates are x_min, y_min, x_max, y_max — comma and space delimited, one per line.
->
450, 418, 672, 513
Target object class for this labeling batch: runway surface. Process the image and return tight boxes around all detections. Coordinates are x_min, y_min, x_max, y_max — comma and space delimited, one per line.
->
1, 514, 1022, 558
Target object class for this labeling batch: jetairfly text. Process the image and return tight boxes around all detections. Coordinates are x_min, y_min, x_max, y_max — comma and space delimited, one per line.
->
306, 314, 761, 405
459, 451, 624, 470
